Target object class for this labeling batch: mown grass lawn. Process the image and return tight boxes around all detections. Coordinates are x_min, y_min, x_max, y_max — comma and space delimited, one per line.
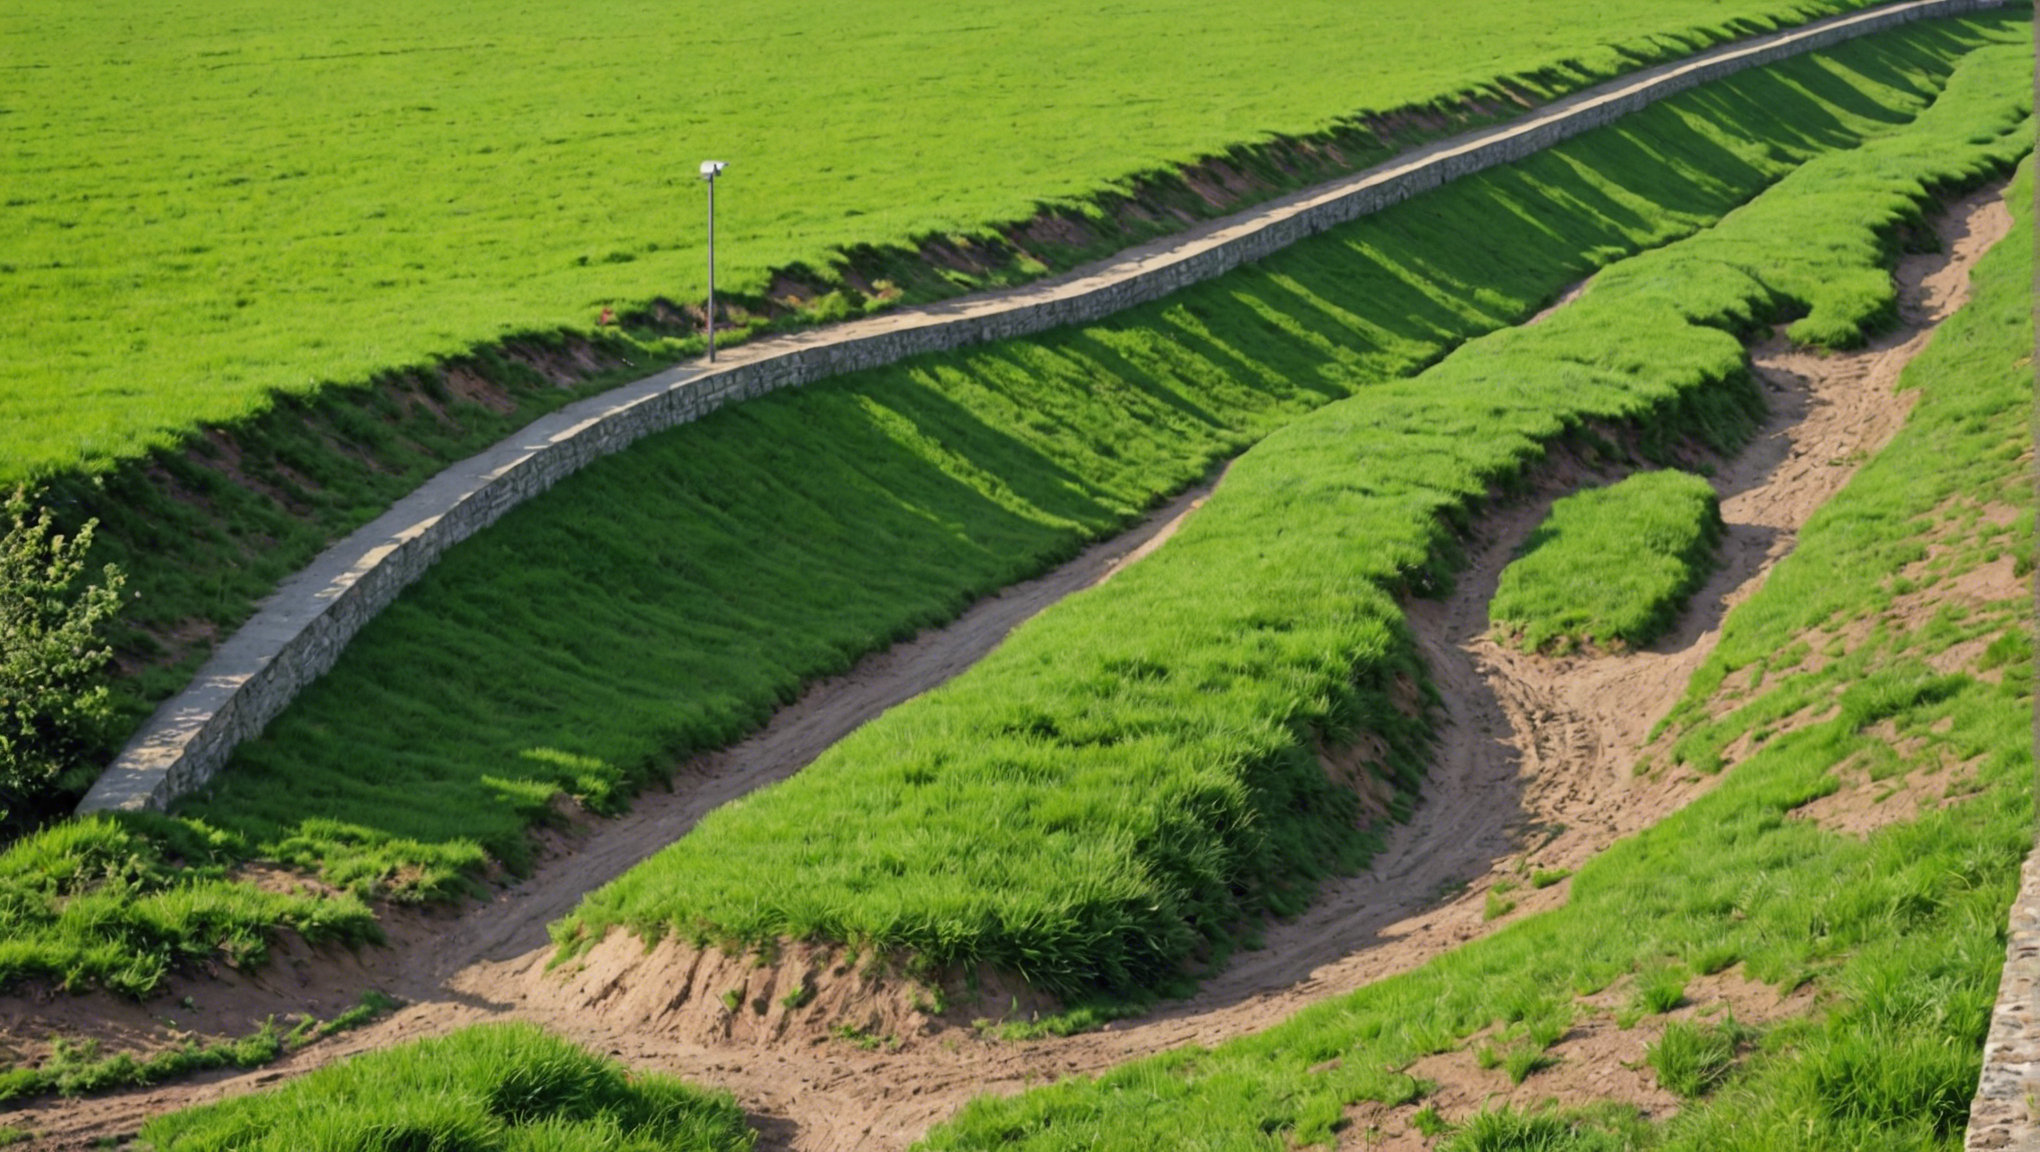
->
4, 0, 1899, 482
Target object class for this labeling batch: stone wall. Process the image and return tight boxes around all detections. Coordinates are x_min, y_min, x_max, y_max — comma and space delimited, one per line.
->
1970, 826, 2040, 1149
80, 0, 2005, 820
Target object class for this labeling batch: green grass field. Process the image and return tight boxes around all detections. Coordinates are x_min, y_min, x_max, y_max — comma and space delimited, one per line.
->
1490, 470, 1723, 654
0, 14, 2021, 1002
916, 153, 2036, 1152
2, 0, 1900, 485
136, 1022, 755, 1152
558, 37, 2031, 998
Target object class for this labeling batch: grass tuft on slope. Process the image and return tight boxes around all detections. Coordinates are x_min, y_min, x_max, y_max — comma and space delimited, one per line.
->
137, 1022, 756, 1152
559, 38, 2032, 1001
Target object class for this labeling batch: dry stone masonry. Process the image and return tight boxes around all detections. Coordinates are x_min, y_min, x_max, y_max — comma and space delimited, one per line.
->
1970, 849, 2040, 1149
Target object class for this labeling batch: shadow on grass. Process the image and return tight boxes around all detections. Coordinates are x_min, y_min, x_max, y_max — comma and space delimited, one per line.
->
143, 18, 2019, 953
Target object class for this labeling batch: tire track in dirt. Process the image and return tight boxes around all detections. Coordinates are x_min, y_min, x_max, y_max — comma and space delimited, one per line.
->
5, 182, 2010, 1150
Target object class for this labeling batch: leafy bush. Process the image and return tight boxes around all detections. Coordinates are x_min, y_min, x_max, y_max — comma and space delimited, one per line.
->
0, 489, 124, 822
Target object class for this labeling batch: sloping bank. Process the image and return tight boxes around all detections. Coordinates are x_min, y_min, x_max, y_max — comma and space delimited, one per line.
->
81, 0, 2009, 823
0, 16, 2019, 1001
916, 159, 2036, 1152
554, 40, 2032, 1001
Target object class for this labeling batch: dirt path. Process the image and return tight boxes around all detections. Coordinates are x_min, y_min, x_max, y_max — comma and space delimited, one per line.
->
6, 183, 2009, 1149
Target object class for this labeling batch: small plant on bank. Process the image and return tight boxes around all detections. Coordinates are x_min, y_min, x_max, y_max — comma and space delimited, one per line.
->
830, 1024, 894, 1052
1633, 967, 1690, 1016
1411, 1104, 1453, 1138
1484, 883, 1520, 922
1646, 1018, 1744, 1098
0, 488, 125, 825
1504, 1042, 1558, 1085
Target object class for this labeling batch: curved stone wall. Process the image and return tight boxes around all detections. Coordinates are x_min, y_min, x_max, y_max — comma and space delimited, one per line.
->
80, 0, 2004, 819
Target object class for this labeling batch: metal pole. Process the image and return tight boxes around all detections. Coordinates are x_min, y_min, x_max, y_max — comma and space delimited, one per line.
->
706, 173, 717, 363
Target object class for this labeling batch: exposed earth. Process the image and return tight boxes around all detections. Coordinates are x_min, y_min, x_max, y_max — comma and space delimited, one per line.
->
0, 182, 2014, 1150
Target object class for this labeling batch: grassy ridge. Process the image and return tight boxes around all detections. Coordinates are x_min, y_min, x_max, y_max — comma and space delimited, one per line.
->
0, 18, 2013, 1000
558, 40, 2033, 999
916, 154, 2035, 1152
2, 0, 1902, 485
0, 813, 376, 996
172, 23, 2013, 909
136, 1023, 755, 1152
1490, 470, 1723, 653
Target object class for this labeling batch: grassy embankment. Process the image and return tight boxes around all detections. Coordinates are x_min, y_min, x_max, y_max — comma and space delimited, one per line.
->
0, 17, 2019, 1003
5, 0, 1903, 485
559, 40, 2032, 1001
135, 1023, 755, 1152
6, 1, 1936, 792
915, 148, 2038, 1152
1490, 470, 1724, 654
0, 992, 394, 1104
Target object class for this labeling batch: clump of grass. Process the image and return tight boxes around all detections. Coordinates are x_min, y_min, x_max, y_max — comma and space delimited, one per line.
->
1647, 1018, 1746, 1098
1484, 888, 1520, 922
1439, 1104, 1649, 1152
1504, 1043, 1559, 1085
1633, 966, 1690, 1016
1530, 868, 1572, 889
1686, 942, 1739, 975
137, 1022, 753, 1152
1492, 469, 1722, 654
830, 1025, 895, 1052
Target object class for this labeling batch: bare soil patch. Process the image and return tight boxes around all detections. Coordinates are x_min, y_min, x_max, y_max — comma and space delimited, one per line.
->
1346, 969, 1817, 1148
2, 184, 2010, 1150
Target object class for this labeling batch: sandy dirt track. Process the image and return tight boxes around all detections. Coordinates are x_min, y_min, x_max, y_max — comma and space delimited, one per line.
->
1, 183, 2011, 1149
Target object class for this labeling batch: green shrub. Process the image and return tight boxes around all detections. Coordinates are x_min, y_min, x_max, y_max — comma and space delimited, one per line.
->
0, 489, 125, 823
